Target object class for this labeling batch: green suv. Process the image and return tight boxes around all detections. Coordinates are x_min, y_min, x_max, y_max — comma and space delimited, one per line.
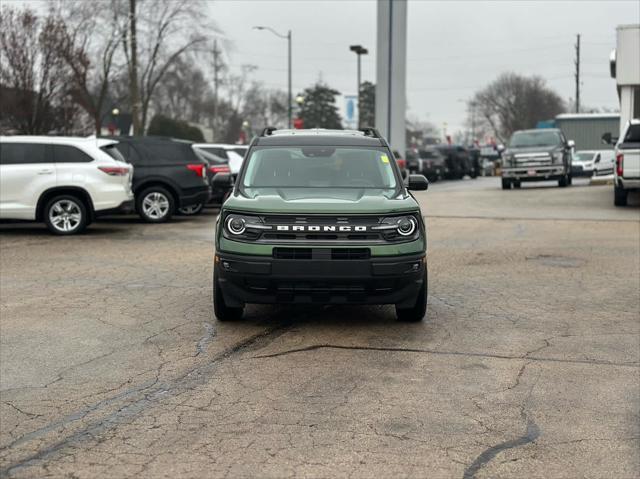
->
212, 128, 429, 321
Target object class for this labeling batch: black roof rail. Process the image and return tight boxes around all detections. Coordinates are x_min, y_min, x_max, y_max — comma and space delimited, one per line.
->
260, 127, 277, 137
359, 127, 382, 138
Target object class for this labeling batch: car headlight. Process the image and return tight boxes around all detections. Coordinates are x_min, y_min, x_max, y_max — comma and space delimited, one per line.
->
226, 216, 246, 235
223, 213, 269, 239
373, 215, 420, 241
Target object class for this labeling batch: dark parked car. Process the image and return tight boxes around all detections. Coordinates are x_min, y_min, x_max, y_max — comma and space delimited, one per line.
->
110, 137, 210, 222
408, 148, 449, 181
194, 148, 232, 206
434, 145, 476, 179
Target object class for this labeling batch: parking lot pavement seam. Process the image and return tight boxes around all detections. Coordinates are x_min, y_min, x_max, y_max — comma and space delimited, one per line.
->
248, 343, 639, 368
0, 320, 294, 478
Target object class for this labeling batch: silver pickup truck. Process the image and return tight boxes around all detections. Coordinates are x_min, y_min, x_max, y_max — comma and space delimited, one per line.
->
500, 128, 574, 189
612, 120, 640, 206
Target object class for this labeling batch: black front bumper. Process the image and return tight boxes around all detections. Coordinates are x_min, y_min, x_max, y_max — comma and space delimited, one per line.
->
216, 251, 426, 308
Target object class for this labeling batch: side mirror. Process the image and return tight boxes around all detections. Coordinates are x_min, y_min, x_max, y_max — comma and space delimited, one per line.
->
567, 140, 575, 149
407, 174, 429, 191
212, 172, 232, 189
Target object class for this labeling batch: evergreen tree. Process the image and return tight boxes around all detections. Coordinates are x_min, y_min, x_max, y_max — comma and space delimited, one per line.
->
298, 83, 342, 129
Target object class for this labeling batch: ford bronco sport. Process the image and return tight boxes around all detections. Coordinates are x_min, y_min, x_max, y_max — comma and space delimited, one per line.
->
213, 128, 429, 322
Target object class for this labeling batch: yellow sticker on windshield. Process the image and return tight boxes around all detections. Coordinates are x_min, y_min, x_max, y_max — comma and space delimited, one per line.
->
380, 155, 390, 163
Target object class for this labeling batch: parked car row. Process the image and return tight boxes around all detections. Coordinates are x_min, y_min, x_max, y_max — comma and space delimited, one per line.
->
406, 144, 479, 182
0, 136, 245, 234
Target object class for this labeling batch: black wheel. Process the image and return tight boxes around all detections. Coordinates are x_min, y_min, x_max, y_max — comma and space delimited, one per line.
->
513, 180, 521, 189
213, 266, 244, 321
558, 174, 568, 187
136, 186, 175, 223
614, 184, 628, 207
501, 178, 511, 190
44, 195, 88, 235
568, 174, 573, 186
178, 203, 204, 216
396, 268, 427, 322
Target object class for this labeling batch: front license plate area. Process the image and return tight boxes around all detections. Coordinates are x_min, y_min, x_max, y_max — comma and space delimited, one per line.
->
272, 260, 370, 278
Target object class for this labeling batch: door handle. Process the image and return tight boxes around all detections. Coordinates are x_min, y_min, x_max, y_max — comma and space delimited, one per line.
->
37, 169, 53, 175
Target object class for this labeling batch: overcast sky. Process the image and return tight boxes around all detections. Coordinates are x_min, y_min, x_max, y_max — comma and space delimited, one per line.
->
211, 0, 639, 133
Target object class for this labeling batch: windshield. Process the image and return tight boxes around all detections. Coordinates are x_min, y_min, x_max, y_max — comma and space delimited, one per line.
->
574, 152, 595, 162
194, 148, 227, 165
241, 146, 399, 190
509, 131, 562, 148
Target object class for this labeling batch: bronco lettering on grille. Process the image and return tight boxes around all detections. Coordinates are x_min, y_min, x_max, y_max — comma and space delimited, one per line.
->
276, 225, 368, 232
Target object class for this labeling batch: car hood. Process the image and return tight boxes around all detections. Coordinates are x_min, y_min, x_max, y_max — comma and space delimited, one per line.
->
224, 187, 420, 214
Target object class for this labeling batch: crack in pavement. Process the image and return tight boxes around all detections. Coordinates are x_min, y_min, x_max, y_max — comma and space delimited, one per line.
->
462, 414, 540, 479
250, 344, 639, 368
0, 320, 293, 477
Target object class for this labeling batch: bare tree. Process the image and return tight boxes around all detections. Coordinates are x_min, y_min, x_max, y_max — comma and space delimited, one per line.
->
0, 7, 71, 133
470, 72, 566, 143
49, 0, 122, 135
121, 0, 209, 134
153, 56, 213, 124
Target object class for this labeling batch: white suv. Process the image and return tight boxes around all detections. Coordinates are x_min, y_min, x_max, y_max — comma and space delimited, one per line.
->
0, 136, 133, 234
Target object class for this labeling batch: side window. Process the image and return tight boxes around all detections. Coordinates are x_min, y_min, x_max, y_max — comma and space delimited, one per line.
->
633, 86, 640, 121
52, 145, 93, 163
0, 143, 48, 164
115, 143, 143, 165
595, 154, 601, 162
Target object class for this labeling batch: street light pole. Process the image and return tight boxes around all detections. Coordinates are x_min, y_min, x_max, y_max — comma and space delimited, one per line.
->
349, 45, 368, 128
287, 30, 292, 129
254, 26, 293, 128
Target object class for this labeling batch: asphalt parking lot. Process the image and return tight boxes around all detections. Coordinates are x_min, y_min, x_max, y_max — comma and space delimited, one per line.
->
1, 177, 639, 478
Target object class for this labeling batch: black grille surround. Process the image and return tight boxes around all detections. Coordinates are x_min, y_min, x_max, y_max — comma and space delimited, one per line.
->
222, 212, 422, 244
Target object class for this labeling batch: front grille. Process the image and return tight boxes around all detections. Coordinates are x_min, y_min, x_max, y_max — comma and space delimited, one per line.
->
331, 248, 370, 260
273, 247, 371, 260
273, 248, 312, 259
514, 153, 552, 167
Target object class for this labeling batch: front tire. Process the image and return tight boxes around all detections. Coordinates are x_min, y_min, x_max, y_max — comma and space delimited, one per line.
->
396, 268, 427, 322
213, 266, 244, 321
137, 186, 175, 223
44, 195, 88, 235
501, 178, 511, 190
558, 173, 569, 187
614, 184, 628, 206
178, 203, 204, 216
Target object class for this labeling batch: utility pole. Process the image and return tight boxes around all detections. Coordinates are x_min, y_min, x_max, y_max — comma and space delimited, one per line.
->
129, 0, 141, 135
574, 33, 581, 113
212, 39, 222, 137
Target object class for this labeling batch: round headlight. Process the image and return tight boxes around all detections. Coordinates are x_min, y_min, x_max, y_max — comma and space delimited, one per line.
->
397, 217, 417, 236
226, 216, 246, 235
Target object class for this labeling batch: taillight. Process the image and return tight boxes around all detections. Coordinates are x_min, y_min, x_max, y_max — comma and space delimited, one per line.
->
98, 166, 129, 176
396, 159, 406, 169
616, 153, 623, 177
209, 165, 230, 174
186, 164, 206, 177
